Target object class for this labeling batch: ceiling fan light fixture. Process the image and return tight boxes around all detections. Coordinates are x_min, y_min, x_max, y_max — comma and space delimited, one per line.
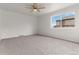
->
33, 8, 37, 12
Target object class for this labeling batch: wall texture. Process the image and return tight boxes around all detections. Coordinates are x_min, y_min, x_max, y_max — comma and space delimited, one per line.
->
38, 4, 79, 42
0, 9, 37, 39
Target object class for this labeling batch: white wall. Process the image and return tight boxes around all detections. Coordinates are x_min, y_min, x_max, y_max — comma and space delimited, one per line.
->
38, 4, 79, 42
0, 9, 37, 39
1, 4, 79, 42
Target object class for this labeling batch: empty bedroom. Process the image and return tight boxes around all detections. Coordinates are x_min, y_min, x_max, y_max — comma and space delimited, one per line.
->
0, 3, 79, 55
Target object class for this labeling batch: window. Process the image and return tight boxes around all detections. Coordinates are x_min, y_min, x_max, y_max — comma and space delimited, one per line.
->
51, 12, 75, 28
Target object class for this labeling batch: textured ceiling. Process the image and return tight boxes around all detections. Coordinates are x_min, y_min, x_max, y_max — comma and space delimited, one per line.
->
0, 3, 76, 16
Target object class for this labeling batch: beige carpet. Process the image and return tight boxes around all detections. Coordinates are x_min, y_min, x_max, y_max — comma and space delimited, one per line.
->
0, 35, 79, 55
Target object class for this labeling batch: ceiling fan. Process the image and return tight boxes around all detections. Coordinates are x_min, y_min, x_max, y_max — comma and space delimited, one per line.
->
25, 3, 45, 12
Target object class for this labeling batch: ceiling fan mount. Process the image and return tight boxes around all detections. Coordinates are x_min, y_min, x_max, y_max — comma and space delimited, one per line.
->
26, 3, 45, 12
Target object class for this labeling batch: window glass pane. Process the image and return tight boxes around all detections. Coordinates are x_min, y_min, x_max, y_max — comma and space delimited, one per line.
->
51, 12, 75, 28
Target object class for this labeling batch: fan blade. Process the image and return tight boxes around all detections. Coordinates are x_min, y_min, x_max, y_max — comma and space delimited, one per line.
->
37, 8, 40, 12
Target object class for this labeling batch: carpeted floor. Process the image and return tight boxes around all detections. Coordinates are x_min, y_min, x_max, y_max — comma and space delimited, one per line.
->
0, 35, 79, 55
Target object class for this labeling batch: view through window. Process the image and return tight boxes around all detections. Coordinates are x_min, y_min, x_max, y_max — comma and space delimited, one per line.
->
51, 12, 75, 28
